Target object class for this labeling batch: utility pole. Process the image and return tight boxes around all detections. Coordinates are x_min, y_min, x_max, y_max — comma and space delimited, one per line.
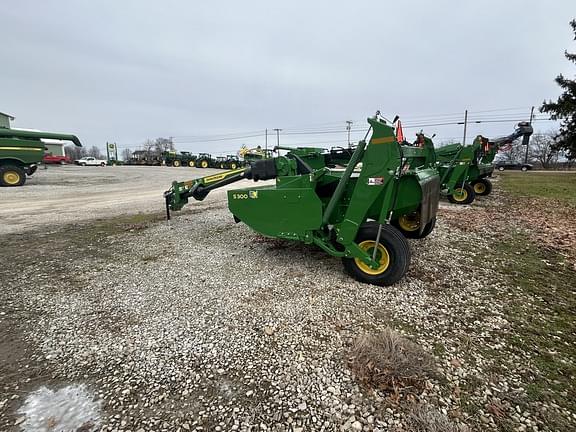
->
273, 128, 282, 149
462, 110, 468, 146
346, 121, 353, 147
265, 129, 268, 157
524, 106, 534, 164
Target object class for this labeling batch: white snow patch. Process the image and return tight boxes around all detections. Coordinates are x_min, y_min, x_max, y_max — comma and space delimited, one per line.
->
17, 384, 100, 432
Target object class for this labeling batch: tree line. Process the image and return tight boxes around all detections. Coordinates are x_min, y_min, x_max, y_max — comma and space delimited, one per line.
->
64, 137, 174, 162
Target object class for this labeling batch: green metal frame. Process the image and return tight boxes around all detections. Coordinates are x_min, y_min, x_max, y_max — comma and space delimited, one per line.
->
165, 115, 440, 271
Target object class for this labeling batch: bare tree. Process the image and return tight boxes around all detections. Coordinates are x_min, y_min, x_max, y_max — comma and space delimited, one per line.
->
122, 148, 133, 161
142, 139, 156, 155
154, 137, 174, 154
499, 140, 526, 163
86, 145, 103, 158
64, 145, 86, 161
529, 131, 558, 169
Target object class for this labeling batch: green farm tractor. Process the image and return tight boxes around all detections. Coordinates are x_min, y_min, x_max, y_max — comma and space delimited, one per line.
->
195, 153, 213, 169
0, 112, 82, 186
225, 155, 242, 170
164, 151, 197, 167
215, 156, 228, 169
164, 114, 440, 286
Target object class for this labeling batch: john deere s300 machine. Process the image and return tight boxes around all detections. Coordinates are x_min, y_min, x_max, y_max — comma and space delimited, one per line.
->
164, 114, 440, 286
434, 122, 533, 203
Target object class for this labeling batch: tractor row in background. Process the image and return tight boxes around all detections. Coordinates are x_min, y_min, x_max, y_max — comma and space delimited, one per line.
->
164, 112, 533, 287
164, 151, 244, 169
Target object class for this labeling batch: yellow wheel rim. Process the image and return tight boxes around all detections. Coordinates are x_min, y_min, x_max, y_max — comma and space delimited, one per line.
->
201, 161, 208, 168
398, 212, 420, 232
231, 163, 237, 169
452, 188, 468, 202
173, 161, 180, 167
189, 161, 195, 167
473, 182, 486, 194
3, 171, 21, 185
355, 240, 390, 275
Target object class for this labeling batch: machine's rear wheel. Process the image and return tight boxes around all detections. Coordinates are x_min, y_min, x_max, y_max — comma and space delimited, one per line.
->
188, 160, 195, 167
173, 160, 181, 167
342, 224, 410, 286
472, 178, 492, 196
394, 212, 436, 239
0, 165, 26, 187
448, 183, 475, 205
201, 160, 209, 168
231, 163, 237, 170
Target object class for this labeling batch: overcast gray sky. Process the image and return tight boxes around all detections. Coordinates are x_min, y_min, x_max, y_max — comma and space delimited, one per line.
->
2, 0, 574, 155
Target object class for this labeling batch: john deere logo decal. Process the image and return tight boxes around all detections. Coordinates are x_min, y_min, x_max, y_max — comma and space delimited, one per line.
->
367, 177, 384, 185
249, 191, 258, 199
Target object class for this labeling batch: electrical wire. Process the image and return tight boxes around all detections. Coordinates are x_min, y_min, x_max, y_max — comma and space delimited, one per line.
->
114, 108, 556, 151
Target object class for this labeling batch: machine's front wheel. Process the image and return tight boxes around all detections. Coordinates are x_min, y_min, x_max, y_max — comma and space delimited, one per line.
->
448, 183, 475, 205
0, 165, 26, 187
188, 161, 195, 167
173, 160, 181, 167
231, 163, 237, 170
201, 160, 209, 168
342, 224, 410, 286
472, 178, 492, 196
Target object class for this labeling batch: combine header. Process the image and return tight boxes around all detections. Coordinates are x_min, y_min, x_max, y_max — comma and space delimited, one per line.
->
164, 114, 440, 286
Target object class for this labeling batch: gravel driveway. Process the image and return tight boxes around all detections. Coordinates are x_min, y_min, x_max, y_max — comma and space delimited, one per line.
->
0, 165, 248, 235
1, 176, 574, 432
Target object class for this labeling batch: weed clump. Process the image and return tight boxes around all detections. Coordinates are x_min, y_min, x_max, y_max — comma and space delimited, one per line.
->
405, 404, 469, 432
347, 328, 435, 393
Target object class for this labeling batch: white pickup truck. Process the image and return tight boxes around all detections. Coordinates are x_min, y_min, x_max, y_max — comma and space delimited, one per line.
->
74, 157, 107, 167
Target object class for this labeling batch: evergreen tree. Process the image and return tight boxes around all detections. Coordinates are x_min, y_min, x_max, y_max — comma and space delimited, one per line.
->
541, 19, 576, 159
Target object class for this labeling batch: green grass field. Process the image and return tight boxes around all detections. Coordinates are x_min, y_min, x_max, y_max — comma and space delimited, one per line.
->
499, 171, 576, 206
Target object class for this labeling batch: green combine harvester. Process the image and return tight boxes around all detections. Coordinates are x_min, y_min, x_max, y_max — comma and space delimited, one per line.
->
0, 112, 82, 186
164, 114, 440, 286
433, 122, 533, 204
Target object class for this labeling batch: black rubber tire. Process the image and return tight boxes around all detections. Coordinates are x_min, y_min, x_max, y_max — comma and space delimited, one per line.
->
188, 161, 195, 167
472, 178, 492, 196
448, 183, 475, 205
173, 160, 181, 167
498, 166, 505, 171
0, 165, 26, 187
100, 162, 106, 167
521, 166, 528, 172
81, 163, 86, 166
342, 223, 411, 286
392, 213, 436, 239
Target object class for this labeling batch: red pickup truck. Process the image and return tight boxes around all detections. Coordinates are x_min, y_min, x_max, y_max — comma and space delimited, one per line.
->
43, 154, 71, 164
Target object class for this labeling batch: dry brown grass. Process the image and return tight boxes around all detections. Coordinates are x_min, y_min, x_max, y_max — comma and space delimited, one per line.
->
404, 405, 469, 432
347, 328, 435, 394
